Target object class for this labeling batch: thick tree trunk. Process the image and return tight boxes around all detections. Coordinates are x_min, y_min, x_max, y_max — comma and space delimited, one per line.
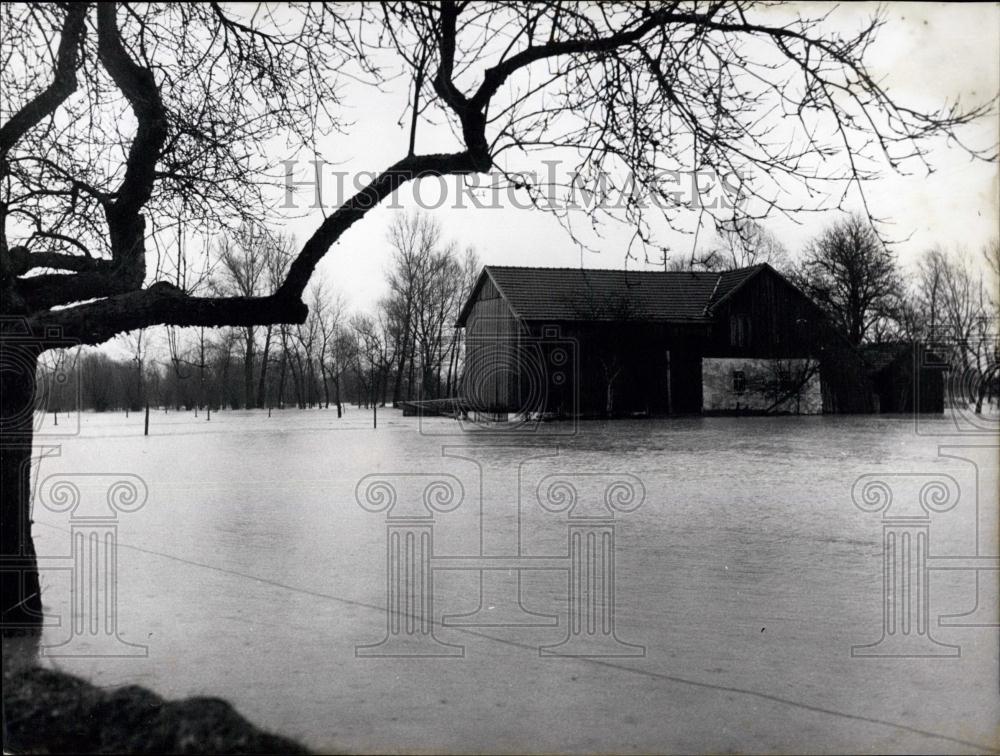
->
293, 353, 306, 409
256, 325, 272, 408
445, 328, 460, 397
406, 351, 415, 402
276, 352, 287, 409
307, 358, 318, 408
320, 364, 330, 409
197, 327, 207, 413
243, 327, 256, 410
1, 346, 43, 634
391, 317, 411, 407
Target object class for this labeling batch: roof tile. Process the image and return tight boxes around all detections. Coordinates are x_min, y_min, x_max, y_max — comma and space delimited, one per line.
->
458, 264, 768, 324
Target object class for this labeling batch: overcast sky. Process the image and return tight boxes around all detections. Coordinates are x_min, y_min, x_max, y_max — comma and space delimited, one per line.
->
264, 2, 998, 316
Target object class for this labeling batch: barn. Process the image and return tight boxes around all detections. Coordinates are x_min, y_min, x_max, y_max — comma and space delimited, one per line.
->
454, 263, 877, 417
860, 342, 947, 413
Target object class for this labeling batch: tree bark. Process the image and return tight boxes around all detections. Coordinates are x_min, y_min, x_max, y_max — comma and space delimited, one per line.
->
320, 364, 331, 409
391, 318, 411, 407
256, 325, 272, 408
276, 351, 287, 410
1, 345, 43, 634
243, 327, 256, 410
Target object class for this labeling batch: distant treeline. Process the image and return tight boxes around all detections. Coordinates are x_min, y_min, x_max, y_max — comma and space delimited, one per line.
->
35, 212, 999, 415
36, 213, 479, 415
38, 347, 377, 415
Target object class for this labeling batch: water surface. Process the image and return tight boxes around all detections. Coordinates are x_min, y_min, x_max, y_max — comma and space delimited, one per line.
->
32, 409, 999, 753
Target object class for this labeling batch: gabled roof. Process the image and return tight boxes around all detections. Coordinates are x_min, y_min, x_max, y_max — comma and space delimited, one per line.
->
705, 265, 769, 312
455, 263, 772, 326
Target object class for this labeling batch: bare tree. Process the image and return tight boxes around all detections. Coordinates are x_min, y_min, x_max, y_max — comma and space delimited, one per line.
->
413, 245, 464, 399
939, 248, 994, 413
983, 238, 1000, 319
121, 328, 155, 413
214, 225, 275, 408
939, 249, 986, 370
384, 212, 474, 401
792, 214, 904, 345
671, 220, 790, 272
714, 220, 790, 271
762, 359, 822, 415
301, 280, 332, 409
350, 312, 392, 409
444, 247, 481, 397
319, 292, 350, 418
1, 2, 991, 630
914, 246, 950, 339
257, 235, 294, 408
386, 212, 442, 404
911, 243, 998, 413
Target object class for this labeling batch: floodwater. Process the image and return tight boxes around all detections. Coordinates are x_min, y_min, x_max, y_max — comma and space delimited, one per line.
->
29, 408, 1000, 753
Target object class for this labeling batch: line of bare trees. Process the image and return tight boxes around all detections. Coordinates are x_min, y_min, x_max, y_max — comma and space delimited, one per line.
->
650, 212, 998, 411
907, 238, 999, 413
383, 212, 480, 406
790, 214, 998, 412
788, 215, 997, 348
39, 212, 480, 415
39, 212, 998, 417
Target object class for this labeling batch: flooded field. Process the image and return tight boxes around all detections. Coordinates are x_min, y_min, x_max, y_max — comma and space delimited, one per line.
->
30, 409, 999, 753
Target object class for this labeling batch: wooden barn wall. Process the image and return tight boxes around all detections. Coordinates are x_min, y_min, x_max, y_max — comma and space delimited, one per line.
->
709, 270, 874, 413
462, 277, 523, 413
523, 321, 708, 416
911, 351, 946, 413
873, 351, 945, 413
817, 342, 874, 413
707, 270, 820, 358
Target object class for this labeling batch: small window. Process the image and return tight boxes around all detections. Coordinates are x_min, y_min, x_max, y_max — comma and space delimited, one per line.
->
732, 370, 746, 394
730, 314, 750, 348
778, 368, 797, 394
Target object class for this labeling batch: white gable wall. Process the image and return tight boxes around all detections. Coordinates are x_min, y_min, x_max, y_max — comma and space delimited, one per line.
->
702, 357, 822, 414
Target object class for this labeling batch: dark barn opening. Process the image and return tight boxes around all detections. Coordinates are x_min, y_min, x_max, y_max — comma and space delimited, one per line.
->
861, 343, 947, 413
